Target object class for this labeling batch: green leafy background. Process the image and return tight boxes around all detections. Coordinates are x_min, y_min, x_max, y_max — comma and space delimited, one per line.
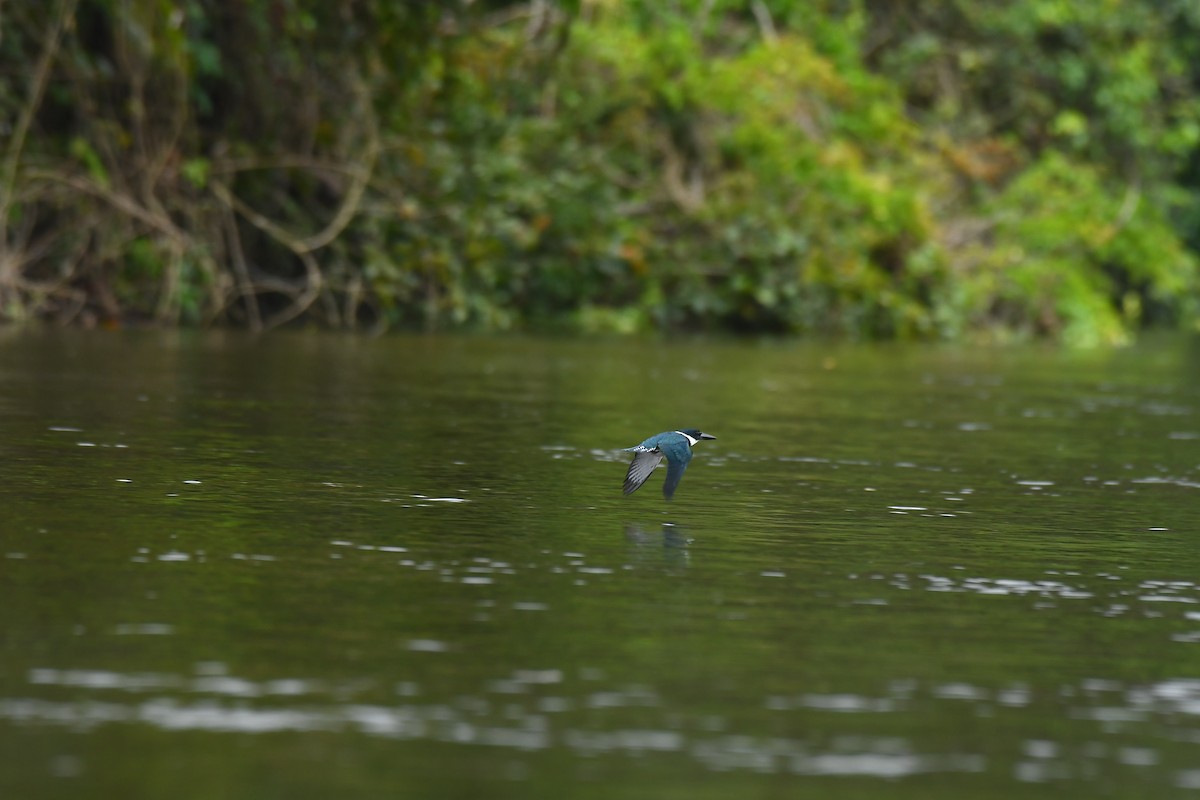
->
1, 0, 1197, 343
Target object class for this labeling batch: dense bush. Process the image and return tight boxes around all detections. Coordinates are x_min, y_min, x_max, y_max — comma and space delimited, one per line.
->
0, 0, 1196, 342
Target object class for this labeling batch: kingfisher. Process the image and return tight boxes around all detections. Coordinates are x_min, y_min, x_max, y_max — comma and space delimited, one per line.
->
622, 429, 716, 500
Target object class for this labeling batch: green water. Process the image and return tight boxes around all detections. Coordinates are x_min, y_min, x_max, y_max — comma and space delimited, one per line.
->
2, 330, 1199, 799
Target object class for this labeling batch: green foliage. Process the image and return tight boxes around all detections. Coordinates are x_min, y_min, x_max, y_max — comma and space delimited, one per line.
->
951, 154, 1196, 345
0, 0, 1197, 341
864, 0, 1200, 177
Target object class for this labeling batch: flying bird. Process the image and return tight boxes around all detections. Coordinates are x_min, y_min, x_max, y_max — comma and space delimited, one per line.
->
622, 429, 716, 500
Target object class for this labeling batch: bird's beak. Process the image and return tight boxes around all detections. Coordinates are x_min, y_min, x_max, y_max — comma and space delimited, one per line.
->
699, 433, 717, 440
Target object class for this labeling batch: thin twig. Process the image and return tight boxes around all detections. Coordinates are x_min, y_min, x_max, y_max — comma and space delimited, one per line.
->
750, 0, 778, 45
155, 244, 181, 324
27, 169, 187, 243
262, 250, 322, 329
208, 72, 379, 328
222, 206, 262, 332
1111, 179, 1142, 234
140, 32, 191, 215
1, 0, 78, 267
209, 156, 369, 181
297, 75, 380, 252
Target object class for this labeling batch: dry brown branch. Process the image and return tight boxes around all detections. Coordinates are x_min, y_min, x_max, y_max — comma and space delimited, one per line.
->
209, 157, 370, 181
26, 169, 187, 244
13, 222, 92, 321
662, 138, 705, 212
1, 0, 79, 285
750, 0, 778, 45
210, 180, 305, 250
23, 168, 201, 326
343, 274, 364, 329
255, 79, 381, 254
261, 250, 323, 330
221, 206, 262, 332
206, 74, 379, 328
143, 45, 190, 205
141, 66, 191, 321
153, 241, 191, 325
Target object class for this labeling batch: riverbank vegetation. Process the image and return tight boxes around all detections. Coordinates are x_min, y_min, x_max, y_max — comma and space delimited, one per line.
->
2, 1, 1198, 343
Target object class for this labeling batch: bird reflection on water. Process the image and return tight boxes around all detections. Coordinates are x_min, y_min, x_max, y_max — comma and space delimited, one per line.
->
624, 521, 691, 546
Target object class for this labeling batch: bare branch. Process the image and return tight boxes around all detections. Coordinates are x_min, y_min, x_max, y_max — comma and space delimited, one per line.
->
1, 0, 79, 271
750, 0, 778, 45
26, 169, 187, 244
221, 206, 262, 332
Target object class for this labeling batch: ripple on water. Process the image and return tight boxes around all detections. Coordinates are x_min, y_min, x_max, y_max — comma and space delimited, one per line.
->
11, 666, 1200, 781
113, 624, 174, 636
900, 573, 1097, 600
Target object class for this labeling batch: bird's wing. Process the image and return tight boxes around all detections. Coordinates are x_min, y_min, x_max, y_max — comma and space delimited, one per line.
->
659, 439, 694, 500
623, 449, 663, 495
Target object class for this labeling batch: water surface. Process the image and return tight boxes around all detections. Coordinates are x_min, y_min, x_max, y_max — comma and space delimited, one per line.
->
2, 330, 1199, 798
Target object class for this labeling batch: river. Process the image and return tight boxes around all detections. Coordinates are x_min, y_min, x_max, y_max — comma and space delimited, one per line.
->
2, 329, 1199, 798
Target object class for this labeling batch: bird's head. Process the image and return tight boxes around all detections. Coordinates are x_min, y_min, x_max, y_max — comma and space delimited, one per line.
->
679, 428, 716, 442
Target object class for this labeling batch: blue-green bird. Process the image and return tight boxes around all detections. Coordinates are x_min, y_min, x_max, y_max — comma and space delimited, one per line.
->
622, 429, 716, 500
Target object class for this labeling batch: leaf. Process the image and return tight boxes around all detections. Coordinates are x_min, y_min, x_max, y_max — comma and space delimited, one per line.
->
69, 137, 109, 189
181, 158, 210, 189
